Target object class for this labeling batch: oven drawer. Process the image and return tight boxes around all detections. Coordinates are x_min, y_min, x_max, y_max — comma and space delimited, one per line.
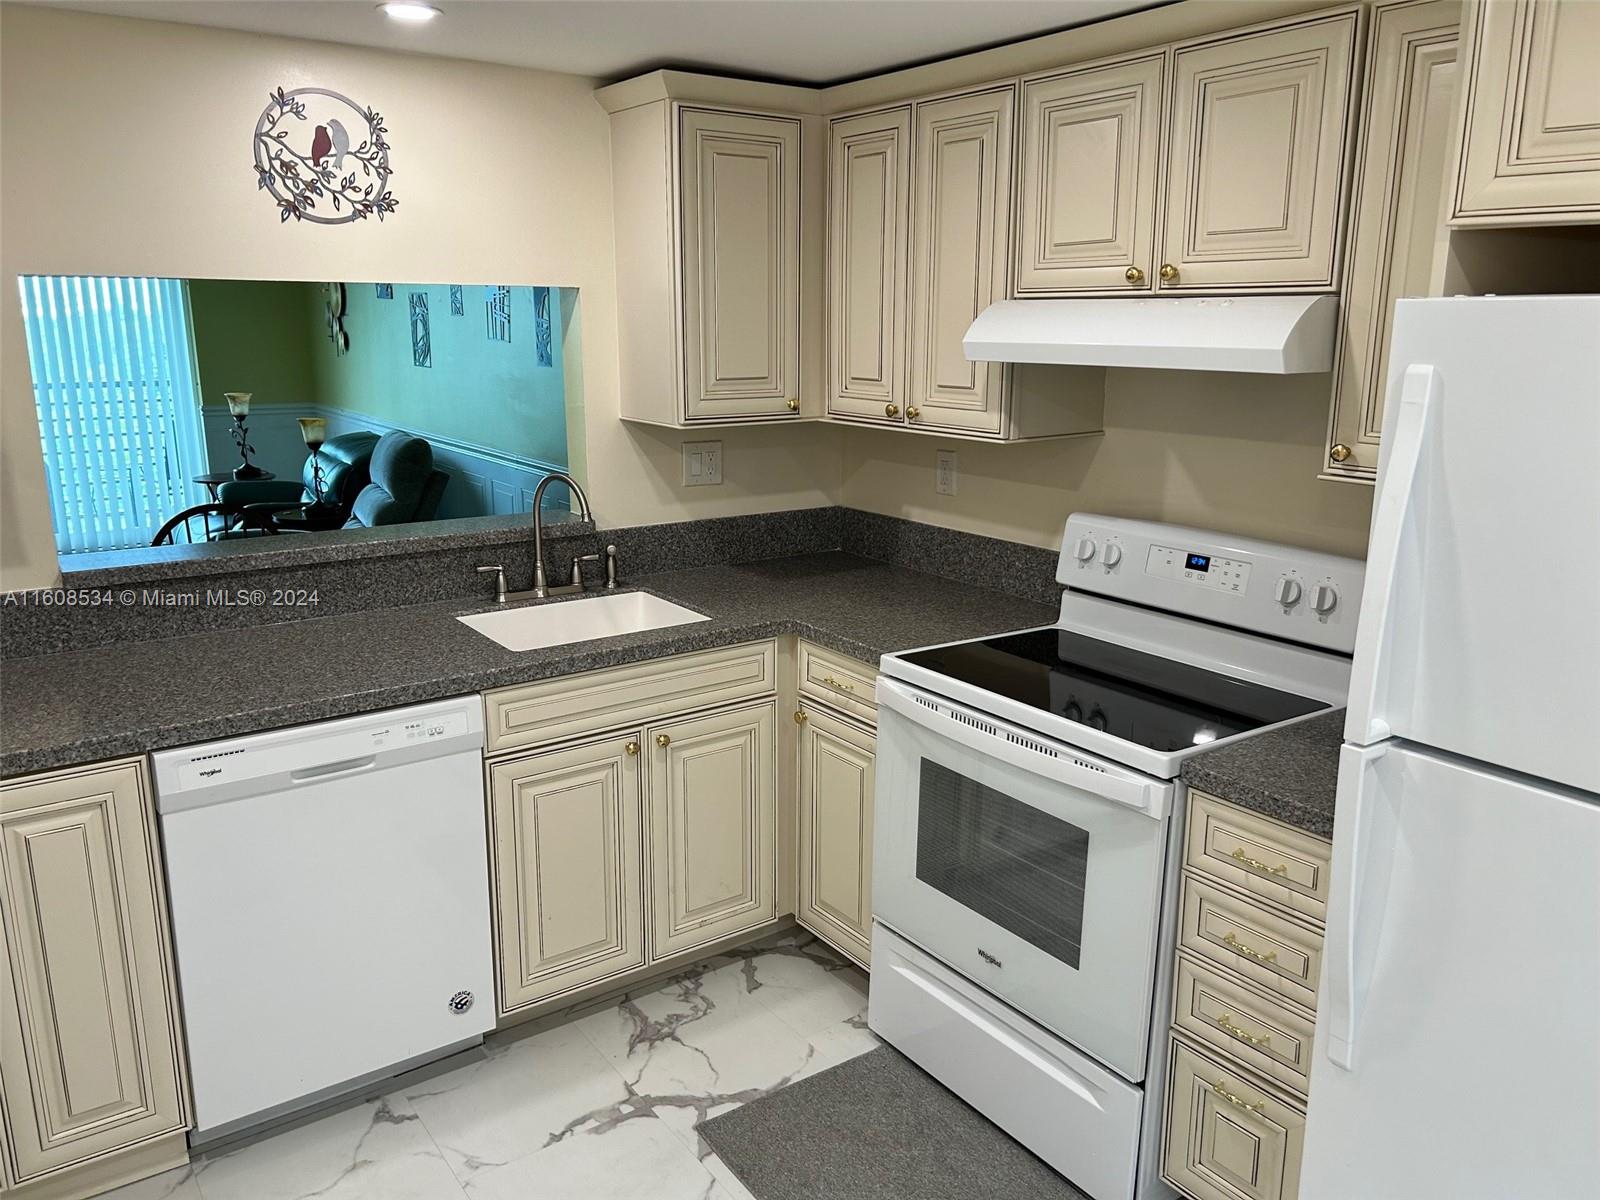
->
798, 640, 877, 723
869, 923, 1144, 1200
1163, 1037, 1305, 1200
1178, 874, 1323, 1011
1173, 953, 1316, 1098
1185, 792, 1331, 923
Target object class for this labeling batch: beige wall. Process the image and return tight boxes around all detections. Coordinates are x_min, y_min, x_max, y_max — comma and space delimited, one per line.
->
0, 5, 840, 589
842, 371, 1374, 558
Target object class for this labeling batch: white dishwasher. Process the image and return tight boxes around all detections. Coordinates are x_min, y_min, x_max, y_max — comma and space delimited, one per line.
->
152, 696, 494, 1143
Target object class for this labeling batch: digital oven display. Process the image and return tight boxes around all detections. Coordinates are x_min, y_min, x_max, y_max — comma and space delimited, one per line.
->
1185, 553, 1212, 573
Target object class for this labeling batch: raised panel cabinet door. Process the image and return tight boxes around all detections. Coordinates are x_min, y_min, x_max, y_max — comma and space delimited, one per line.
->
0, 762, 187, 1183
908, 85, 1015, 435
796, 703, 875, 967
828, 107, 911, 423
489, 733, 645, 1013
1327, 0, 1461, 481
647, 699, 777, 958
679, 107, 802, 421
1163, 1038, 1306, 1200
1161, 8, 1361, 291
1452, 0, 1600, 223
1016, 53, 1167, 294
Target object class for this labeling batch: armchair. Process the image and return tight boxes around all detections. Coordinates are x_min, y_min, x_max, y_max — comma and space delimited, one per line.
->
217, 430, 380, 529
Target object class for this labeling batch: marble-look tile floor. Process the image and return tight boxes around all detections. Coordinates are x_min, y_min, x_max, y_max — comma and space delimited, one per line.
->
104, 928, 878, 1200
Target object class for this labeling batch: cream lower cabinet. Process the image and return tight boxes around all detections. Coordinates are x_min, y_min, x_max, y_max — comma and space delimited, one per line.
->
1325, 0, 1461, 482
0, 760, 188, 1197
1159, 7, 1361, 292
1451, 0, 1600, 225
795, 700, 875, 967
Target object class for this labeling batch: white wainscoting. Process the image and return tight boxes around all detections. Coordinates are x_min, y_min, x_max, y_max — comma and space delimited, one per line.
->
202, 406, 570, 518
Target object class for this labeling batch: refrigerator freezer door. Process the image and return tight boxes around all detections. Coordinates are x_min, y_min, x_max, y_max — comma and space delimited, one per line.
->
1343, 296, 1600, 793
1303, 743, 1600, 1200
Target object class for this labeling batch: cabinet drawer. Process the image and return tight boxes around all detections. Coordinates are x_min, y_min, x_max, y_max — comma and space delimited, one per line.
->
1179, 874, 1323, 1011
484, 641, 777, 755
798, 640, 877, 724
1185, 793, 1331, 923
1173, 954, 1316, 1098
1164, 1038, 1305, 1200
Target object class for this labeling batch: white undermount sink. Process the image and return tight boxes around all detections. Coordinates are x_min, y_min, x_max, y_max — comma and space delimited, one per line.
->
457, 591, 710, 652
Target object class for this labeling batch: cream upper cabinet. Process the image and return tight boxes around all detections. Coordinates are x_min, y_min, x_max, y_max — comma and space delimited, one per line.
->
796, 701, 875, 968
1160, 7, 1361, 291
1450, 0, 1600, 225
1016, 52, 1167, 294
828, 107, 911, 424
647, 699, 777, 958
1327, 0, 1461, 482
680, 109, 803, 421
0, 760, 187, 1188
908, 85, 1016, 436
489, 732, 646, 1014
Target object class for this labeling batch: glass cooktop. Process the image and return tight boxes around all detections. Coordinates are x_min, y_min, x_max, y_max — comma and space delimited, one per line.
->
898, 628, 1328, 754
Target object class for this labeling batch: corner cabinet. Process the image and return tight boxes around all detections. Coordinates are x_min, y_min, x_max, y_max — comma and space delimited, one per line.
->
0, 760, 189, 1197
1325, 0, 1461, 482
1450, 0, 1600, 225
608, 93, 813, 427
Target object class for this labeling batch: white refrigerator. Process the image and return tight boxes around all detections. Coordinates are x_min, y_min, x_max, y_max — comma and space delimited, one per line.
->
1300, 296, 1600, 1199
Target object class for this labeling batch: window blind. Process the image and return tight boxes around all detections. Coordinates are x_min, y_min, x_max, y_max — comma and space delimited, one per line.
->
19, 275, 209, 554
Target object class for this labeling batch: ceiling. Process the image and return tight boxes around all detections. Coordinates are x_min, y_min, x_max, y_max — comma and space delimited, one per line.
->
29, 0, 1160, 86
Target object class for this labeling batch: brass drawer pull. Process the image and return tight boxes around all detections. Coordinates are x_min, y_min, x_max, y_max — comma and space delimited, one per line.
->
785, 398, 800, 412
1231, 847, 1290, 877
1217, 1014, 1272, 1048
1124, 265, 1145, 285
1222, 931, 1278, 964
906, 406, 920, 420
1212, 1080, 1265, 1114
1159, 263, 1179, 283
624, 741, 640, 756
1330, 442, 1353, 463
793, 710, 807, 725
655, 733, 671, 748
885, 403, 900, 418
822, 674, 856, 693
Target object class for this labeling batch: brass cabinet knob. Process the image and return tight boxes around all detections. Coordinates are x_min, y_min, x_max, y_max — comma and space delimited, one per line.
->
906, 406, 920, 420
785, 398, 799, 412
624, 741, 640, 756
655, 733, 671, 748
885, 403, 900, 418
793, 710, 807, 725
1158, 263, 1179, 282
1329, 443, 1353, 463
1125, 266, 1145, 285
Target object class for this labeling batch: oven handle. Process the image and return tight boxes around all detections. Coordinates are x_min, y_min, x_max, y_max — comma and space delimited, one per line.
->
877, 678, 1170, 819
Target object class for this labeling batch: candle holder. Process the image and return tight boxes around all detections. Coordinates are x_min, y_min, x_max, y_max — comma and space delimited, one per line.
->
225, 393, 267, 479
296, 417, 331, 509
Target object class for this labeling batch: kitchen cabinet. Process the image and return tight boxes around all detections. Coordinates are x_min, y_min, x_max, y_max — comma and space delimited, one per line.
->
608, 93, 812, 427
796, 700, 875, 967
648, 699, 778, 958
907, 85, 1016, 436
1015, 52, 1167, 294
0, 760, 188, 1195
1450, 0, 1600, 225
1165, 1039, 1306, 1200
1325, 0, 1461, 482
827, 106, 911, 424
1160, 7, 1361, 291
489, 732, 646, 1013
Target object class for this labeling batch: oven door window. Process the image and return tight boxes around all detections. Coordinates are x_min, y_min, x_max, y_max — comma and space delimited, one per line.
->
915, 760, 1089, 970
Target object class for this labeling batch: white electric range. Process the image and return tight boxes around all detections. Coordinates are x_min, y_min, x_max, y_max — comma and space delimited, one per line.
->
867, 514, 1364, 1200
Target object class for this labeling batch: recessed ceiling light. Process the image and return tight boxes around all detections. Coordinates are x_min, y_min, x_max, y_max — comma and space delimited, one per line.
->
379, 3, 441, 23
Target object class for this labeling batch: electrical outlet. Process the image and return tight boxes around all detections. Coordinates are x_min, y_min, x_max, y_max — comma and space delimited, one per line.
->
936, 450, 958, 496
682, 440, 723, 486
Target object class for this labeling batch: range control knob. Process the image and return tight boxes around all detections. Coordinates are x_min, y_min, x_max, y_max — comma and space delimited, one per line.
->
1074, 537, 1097, 563
1311, 583, 1340, 614
1101, 543, 1123, 567
1274, 576, 1303, 607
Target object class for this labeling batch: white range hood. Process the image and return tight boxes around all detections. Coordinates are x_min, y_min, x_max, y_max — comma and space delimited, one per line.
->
963, 295, 1339, 374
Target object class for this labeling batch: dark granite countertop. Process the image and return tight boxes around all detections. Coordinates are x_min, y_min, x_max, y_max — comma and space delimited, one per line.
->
0, 552, 1055, 778
1180, 708, 1346, 839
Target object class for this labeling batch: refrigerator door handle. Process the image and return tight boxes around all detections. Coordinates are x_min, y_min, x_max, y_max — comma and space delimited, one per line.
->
1323, 741, 1400, 1071
1345, 364, 1439, 744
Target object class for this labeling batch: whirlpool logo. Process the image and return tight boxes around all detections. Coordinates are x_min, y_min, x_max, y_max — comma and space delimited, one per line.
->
198, 767, 224, 778
977, 948, 1003, 969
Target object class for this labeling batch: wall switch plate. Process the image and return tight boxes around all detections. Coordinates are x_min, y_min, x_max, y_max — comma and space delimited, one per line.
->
682, 440, 723, 486
936, 450, 958, 496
